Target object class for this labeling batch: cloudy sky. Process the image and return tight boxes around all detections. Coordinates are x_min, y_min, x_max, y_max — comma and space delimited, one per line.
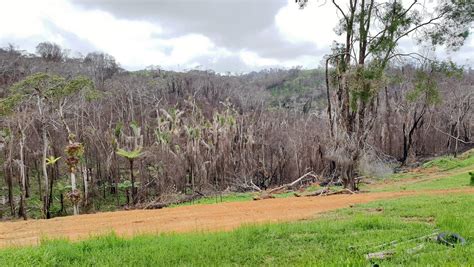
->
0, 0, 472, 72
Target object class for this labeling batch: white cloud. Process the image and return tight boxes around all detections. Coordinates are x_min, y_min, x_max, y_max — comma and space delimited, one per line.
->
275, 0, 340, 49
0, 0, 234, 70
239, 50, 318, 69
240, 50, 279, 67
274, 0, 474, 67
0, 0, 471, 71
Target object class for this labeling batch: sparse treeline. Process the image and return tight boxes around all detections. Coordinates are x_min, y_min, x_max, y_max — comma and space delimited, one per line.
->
0, 43, 472, 219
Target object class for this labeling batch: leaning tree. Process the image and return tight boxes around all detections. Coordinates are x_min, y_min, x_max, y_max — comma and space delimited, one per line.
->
298, 0, 474, 190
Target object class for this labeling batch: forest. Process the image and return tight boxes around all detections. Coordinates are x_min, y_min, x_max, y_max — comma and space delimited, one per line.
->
0, 40, 472, 219
1, 1, 474, 265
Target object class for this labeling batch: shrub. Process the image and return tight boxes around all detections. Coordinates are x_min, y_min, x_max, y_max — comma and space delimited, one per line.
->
357, 150, 393, 178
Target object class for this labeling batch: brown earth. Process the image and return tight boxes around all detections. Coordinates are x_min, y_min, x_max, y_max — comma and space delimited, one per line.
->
1, 187, 473, 248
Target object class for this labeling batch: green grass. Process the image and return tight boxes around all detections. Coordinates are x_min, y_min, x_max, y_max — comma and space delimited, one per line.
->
1, 194, 473, 266
374, 149, 474, 192
387, 172, 424, 181
171, 192, 255, 207
374, 171, 473, 192
173, 186, 331, 207
423, 150, 474, 171
2, 151, 473, 265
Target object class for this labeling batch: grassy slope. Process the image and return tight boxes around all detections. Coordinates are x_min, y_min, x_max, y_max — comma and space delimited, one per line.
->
373, 151, 474, 193
1, 153, 473, 266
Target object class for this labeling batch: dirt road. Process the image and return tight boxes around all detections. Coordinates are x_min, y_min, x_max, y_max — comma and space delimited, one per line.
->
1, 188, 473, 248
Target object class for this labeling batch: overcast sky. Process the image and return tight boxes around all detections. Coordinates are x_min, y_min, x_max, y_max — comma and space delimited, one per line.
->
0, 0, 472, 72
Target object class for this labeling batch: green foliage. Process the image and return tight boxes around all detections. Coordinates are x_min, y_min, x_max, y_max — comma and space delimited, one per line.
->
55, 181, 72, 194
130, 121, 140, 137
0, 73, 97, 115
113, 122, 123, 140
2, 194, 474, 266
428, 0, 474, 49
268, 69, 324, 109
154, 128, 171, 145
117, 180, 141, 190
406, 70, 440, 105
116, 148, 143, 161
0, 93, 24, 115
0, 128, 11, 139
407, 61, 464, 105
185, 125, 201, 140
469, 172, 474, 186
45, 156, 61, 166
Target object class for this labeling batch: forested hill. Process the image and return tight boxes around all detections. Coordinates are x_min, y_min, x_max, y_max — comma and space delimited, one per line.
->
0, 44, 473, 219
0, 46, 327, 114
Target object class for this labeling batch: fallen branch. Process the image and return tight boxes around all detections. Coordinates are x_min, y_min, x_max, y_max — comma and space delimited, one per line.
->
365, 250, 395, 260
252, 193, 275, 201
233, 180, 262, 192
142, 192, 205, 210
249, 180, 262, 192
323, 188, 356, 196
267, 171, 319, 194
294, 188, 330, 197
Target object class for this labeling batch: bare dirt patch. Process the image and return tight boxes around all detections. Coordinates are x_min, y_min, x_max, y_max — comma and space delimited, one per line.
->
1, 188, 473, 248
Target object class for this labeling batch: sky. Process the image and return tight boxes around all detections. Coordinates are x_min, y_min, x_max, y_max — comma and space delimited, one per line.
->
0, 0, 472, 72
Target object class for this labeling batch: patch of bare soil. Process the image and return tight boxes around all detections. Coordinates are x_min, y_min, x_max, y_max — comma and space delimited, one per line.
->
1, 188, 473, 248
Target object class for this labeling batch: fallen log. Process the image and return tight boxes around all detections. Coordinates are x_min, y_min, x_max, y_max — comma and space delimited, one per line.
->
252, 193, 275, 201
233, 181, 262, 192
142, 192, 205, 210
294, 188, 330, 197
267, 171, 320, 195
323, 188, 356, 196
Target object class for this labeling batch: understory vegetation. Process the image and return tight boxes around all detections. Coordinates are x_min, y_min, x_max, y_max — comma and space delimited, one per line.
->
1, 151, 473, 266
0, 0, 473, 229
0, 43, 473, 220
1, 0, 474, 266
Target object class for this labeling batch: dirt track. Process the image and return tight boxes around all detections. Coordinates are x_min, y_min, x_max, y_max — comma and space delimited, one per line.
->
1, 188, 473, 248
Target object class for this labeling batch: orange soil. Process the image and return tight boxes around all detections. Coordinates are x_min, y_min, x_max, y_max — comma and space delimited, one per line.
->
1, 188, 473, 248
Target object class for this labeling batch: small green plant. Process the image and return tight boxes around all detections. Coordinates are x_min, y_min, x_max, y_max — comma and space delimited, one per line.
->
469, 172, 474, 186
45, 156, 61, 166
116, 148, 143, 205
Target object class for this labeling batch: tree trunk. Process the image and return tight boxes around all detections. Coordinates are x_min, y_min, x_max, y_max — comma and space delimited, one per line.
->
34, 160, 43, 202
82, 166, 89, 207
18, 126, 27, 220
4, 149, 15, 217
48, 165, 54, 210
71, 171, 79, 215
401, 108, 425, 164
60, 193, 65, 215
130, 159, 136, 204
42, 129, 50, 219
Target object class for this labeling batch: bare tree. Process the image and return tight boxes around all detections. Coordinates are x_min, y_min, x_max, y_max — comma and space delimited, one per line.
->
84, 52, 119, 89
301, 0, 474, 190
36, 42, 64, 62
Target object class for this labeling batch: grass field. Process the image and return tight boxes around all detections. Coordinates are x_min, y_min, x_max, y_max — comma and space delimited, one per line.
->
1, 153, 473, 266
